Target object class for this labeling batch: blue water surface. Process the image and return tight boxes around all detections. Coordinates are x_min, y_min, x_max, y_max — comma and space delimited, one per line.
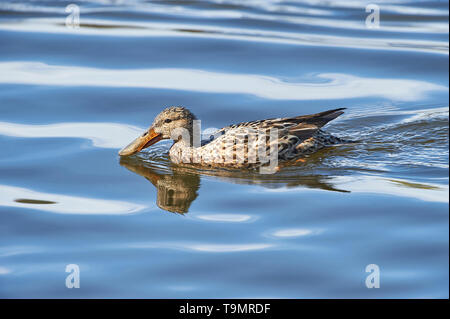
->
0, 0, 448, 298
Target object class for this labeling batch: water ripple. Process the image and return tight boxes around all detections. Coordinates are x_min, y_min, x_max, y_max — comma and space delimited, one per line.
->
0, 62, 445, 100
271, 228, 323, 237
0, 121, 143, 149
127, 242, 274, 252
194, 213, 255, 222
0, 184, 147, 214
0, 266, 11, 275
0, 17, 447, 54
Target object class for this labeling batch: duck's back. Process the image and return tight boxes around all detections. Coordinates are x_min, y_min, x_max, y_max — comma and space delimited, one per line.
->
171, 108, 347, 167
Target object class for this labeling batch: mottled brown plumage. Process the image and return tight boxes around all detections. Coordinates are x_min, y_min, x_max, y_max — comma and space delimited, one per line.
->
119, 106, 348, 169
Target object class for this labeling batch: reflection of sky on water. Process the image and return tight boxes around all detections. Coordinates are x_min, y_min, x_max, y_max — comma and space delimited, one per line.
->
271, 228, 322, 238
127, 242, 274, 253
0, 267, 11, 275
338, 176, 449, 203
0, 15, 448, 55
194, 214, 254, 223
0, 62, 446, 101
0, 185, 146, 214
259, 175, 449, 203
0, 121, 142, 149
0, 0, 447, 299
0, 0, 448, 18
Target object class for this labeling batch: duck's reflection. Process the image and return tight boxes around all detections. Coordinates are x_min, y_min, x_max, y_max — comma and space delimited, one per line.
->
120, 157, 200, 214
120, 156, 348, 214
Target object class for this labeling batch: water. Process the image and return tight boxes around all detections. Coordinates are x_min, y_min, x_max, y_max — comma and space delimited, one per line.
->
0, 0, 448, 298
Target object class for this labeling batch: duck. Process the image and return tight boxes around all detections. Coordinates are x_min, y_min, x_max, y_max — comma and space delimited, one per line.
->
119, 106, 348, 170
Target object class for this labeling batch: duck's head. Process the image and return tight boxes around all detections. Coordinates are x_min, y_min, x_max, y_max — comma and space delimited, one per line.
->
119, 106, 196, 156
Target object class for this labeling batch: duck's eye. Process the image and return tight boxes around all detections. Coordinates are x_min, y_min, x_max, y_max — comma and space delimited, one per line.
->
164, 119, 172, 124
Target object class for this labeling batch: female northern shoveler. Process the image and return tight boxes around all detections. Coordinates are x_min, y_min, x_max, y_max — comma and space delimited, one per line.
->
119, 106, 347, 169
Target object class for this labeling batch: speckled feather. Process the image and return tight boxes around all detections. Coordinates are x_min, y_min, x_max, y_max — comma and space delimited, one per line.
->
168, 107, 348, 168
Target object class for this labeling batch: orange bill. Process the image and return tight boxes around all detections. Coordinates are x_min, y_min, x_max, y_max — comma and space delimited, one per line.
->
118, 128, 162, 156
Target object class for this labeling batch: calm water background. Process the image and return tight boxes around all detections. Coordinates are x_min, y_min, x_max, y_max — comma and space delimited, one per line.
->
0, 0, 448, 298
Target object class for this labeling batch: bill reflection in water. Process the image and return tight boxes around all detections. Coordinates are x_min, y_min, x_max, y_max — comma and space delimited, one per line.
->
120, 157, 200, 214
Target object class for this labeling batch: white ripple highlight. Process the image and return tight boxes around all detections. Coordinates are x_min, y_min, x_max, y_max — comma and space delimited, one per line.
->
272, 228, 322, 237
0, 267, 12, 275
189, 243, 272, 252
0, 121, 143, 149
0, 18, 447, 54
261, 176, 449, 203
0, 185, 146, 214
128, 242, 273, 252
334, 176, 449, 203
195, 214, 253, 222
0, 62, 445, 101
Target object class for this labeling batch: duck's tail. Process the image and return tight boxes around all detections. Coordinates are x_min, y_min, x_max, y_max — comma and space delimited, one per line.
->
294, 107, 346, 128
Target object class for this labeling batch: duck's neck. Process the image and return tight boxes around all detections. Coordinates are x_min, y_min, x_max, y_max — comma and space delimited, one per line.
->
169, 135, 198, 164
173, 138, 193, 149
172, 125, 202, 148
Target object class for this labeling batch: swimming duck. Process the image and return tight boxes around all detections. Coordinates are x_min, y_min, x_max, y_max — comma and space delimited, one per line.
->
119, 106, 347, 169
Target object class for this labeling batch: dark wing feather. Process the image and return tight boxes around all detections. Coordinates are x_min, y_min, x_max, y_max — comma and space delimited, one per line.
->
287, 108, 346, 140
211, 108, 346, 142
259, 107, 346, 127
257, 108, 346, 140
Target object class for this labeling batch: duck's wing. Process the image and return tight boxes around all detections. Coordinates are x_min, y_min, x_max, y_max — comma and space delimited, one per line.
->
210, 108, 346, 142
280, 108, 346, 140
